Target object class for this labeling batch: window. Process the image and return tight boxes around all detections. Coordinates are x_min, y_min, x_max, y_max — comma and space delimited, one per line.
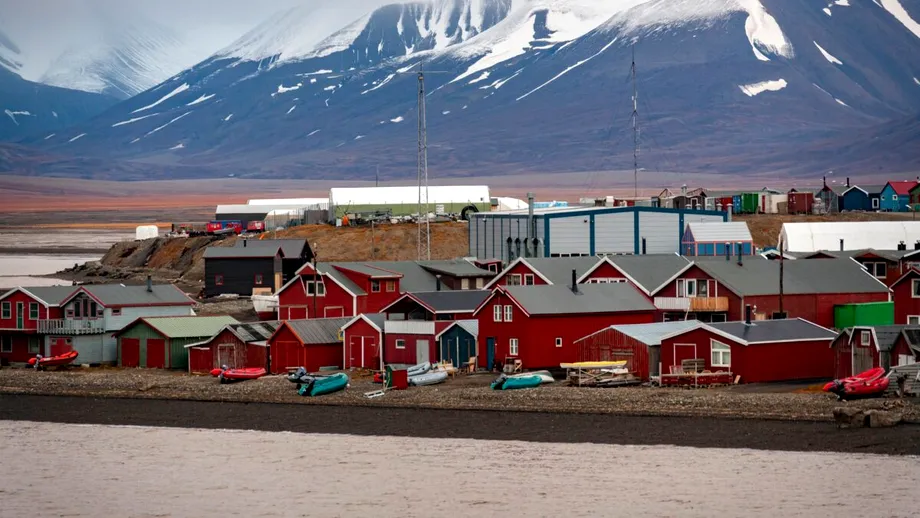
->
1, 301, 9, 319
504, 305, 513, 322
865, 262, 886, 279
111, 308, 121, 316
860, 330, 871, 346
909, 316, 920, 325
912, 280, 920, 298
509, 338, 519, 356
395, 339, 406, 349
66, 309, 74, 318
711, 340, 731, 367
28, 336, 40, 354
0, 336, 11, 353
589, 278, 627, 284
677, 279, 697, 298
461, 278, 470, 290
493, 305, 502, 322
386, 280, 396, 292
697, 280, 709, 298
872, 198, 880, 209
215, 275, 224, 286
29, 303, 39, 320
555, 337, 563, 348
306, 281, 326, 296
475, 278, 484, 289
899, 354, 914, 366
893, 194, 899, 201
523, 274, 535, 286
371, 280, 381, 293
89, 302, 98, 319
507, 274, 522, 286
488, 263, 498, 273
254, 274, 264, 285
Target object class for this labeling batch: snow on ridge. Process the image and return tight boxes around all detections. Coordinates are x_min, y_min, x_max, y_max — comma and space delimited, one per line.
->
224, 114, 233, 121
814, 41, 842, 65
307, 129, 320, 136
132, 83, 189, 114
68, 133, 87, 143
915, 77, 920, 85
4, 109, 34, 125
823, 7, 832, 16
287, 105, 296, 114
273, 82, 302, 96
44, 133, 56, 140
362, 73, 395, 95
186, 93, 215, 106
879, 0, 920, 39
518, 37, 618, 101
468, 71, 491, 84
739, 78, 788, 96
144, 111, 192, 138
835, 98, 849, 107
741, 0, 795, 61
170, 143, 185, 150
112, 113, 159, 127
835, 0, 850, 5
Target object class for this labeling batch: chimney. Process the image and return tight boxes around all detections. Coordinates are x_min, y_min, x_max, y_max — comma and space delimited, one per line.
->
146, 275, 153, 293
725, 242, 731, 261
898, 241, 907, 251
840, 239, 844, 251
435, 275, 442, 291
737, 243, 743, 266
745, 304, 753, 325
914, 240, 920, 251
243, 239, 247, 247
571, 269, 578, 294
846, 177, 850, 188
642, 238, 647, 255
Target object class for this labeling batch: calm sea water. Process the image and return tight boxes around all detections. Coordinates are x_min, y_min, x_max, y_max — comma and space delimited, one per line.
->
0, 421, 916, 518
0, 255, 100, 289
0, 229, 127, 288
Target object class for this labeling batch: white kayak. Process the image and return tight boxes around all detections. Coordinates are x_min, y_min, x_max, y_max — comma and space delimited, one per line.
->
406, 362, 431, 376
409, 370, 448, 386
511, 370, 554, 384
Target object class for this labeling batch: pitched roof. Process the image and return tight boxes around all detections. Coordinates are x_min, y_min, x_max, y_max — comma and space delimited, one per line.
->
75, 284, 194, 307
204, 245, 282, 259
342, 313, 386, 332
576, 320, 700, 345
134, 316, 239, 339
358, 261, 444, 292
521, 257, 601, 285
900, 329, 920, 356
1, 286, 76, 306
503, 283, 656, 316
234, 239, 309, 258
886, 181, 918, 195
334, 263, 402, 278
704, 318, 837, 345
226, 321, 281, 342
844, 184, 885, 195
684, 222, 753, 243
606, 255, 692, 294
436, 319, 479, 339
695, 257, 888, 296
849, 325, 919, 352
419, 260, 494, 278
401, 290, 490, 313
283, 317, 351, 344
807, 248, 914, 262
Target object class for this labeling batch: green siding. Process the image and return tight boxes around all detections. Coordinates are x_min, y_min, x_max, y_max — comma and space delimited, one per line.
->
834, 302, 895, 329
118, 323, 214, 369
169, 337, 205, 369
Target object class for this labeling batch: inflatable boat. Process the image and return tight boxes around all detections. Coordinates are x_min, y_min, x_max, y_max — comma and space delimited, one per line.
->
28, 350, 79, 369
409, 370, 448, 387
491, 374, 542, 390
211, 366, 266, 383
824, 367, 889, 400
298, 372, 349, 397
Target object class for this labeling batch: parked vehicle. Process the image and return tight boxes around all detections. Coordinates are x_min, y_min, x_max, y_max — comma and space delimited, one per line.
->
206, 220, 243, 235
246, 220, 266, 233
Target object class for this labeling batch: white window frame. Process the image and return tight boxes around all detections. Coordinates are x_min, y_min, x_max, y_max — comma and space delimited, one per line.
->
0, 336, 11, 353
898, 354, 913, 366
395, 339, 406, 349
475, 278, 484, 289
909, 316, 920, 325
371, 280, 381, 293
865, 261, 886, 279
710, 339, 731, 367
29, 302, 39, 320
111, 308, 121, 316
893, 194, 899, 201
523, 274, 535, 286
507, 274, 522, 286
461, 278, 470, 290
504, 305, 513, 322
509, 338, 519, 356
860, 330, 871, 346
555, 337, 563, 348
872, 198, 880, 209
1, 301, 9, 320
306, 281, 326, 297
912, 280, 920, 298
678, 279, 697, 298
28, 336, 40, 354
493, 305, 502, 322
386, 280, 396, 292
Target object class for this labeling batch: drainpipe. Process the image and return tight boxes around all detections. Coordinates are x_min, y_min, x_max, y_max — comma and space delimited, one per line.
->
840, 239, 844, 252
745, 304, 753, 325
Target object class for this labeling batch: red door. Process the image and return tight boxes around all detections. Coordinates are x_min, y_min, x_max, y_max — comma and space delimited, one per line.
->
146, 339, 166, 369
121, 338, 140, 367
363, 337, 378, 369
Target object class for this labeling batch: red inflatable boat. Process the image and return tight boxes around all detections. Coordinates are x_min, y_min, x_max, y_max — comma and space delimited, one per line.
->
28, 350, 79, 369
210, 367, 266, 383
824, 367, 889, 400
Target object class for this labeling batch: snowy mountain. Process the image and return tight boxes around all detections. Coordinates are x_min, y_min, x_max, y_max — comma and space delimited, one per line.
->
13, 0, 920, 180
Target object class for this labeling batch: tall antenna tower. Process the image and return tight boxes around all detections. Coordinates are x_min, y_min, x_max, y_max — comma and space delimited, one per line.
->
630, 45, 640, 199
417, 67, 430, 261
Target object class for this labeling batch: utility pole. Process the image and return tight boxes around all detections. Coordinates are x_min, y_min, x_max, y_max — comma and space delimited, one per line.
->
375, 164, 379, 188
778, 236, 785, 317
417, 65, 431, 261
311, 244, 318, 319
630, 45, 640, 199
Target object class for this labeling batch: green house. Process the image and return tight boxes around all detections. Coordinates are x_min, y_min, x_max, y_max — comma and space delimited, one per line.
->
115, 315, 238, 369
834, 302, 894, 329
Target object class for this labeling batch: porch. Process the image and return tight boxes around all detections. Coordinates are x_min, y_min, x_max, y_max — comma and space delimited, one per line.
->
38, 319, 105, 335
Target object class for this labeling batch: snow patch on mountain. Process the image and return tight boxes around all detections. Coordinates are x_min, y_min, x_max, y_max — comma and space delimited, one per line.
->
391, 116, 405, 123
132, 83, 189, 113
739, 78, 787, 96
170, 143, 185, 150
879, 0, 920, 39
68, 133, 87, 143
44, 133, 55, 140
835, 98, 849, 106
144, 111, 192, 138
517, 36, 617, 100
224, 114, 234, 122
287, 105, 297, 114
273, 82, 302, 96
112, 113, 160, 127
741, 0, 794, 61
823, 7, 832, 16
814, 42, 842, 65
835, 0, 849, 5
915, 77, 920, 85
187, 94, 216, 106
4, 110, 34, 125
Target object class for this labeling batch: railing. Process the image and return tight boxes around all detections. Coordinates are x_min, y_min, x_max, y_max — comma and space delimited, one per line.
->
384, 320, 435, 335
37, 319, 105, 335
654, 297, 729, 312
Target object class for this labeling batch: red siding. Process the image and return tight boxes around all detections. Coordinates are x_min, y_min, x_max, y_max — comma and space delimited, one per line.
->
0, 335, 34, 363
0, 290, 50, 331
384, 333, 437, 365
832, 331, 880, 378
343, 318, 381, 370
893, 272, 920, 324
655, 265, 718, 297
852, 255, 900, 287
268, 325, 343, 373
661, 327, 834, 383
278, 276, 355, 320
188, 329, 268, 374
476, 292, 655, 369
743, 293, 888, 329
494, 262, 547, 287
575, 329, 651, 380
188, 347, 213, 374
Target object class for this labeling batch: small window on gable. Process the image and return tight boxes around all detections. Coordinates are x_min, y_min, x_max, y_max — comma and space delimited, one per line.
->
912, 280, 920, 298
523, 274, 535, 286
29, 303, 39, 320
893, 194, 899, 201
371, 280, 381, 293
504, 305, 513, 322
488, 263, 498, 273
493, 305, 502, 322
711, 339, 731, 367
254, 274, 264, 285
507, 274, 522, 286
860, 330, 871, 346
1, 301, 10, 319
111, 308, 121, 316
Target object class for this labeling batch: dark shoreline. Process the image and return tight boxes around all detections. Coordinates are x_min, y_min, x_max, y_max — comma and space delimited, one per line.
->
2, 395, 919, 455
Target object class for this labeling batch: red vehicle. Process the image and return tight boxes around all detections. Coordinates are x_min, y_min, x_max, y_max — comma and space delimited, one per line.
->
207, 220, 243, 235
246, 220, 266, 233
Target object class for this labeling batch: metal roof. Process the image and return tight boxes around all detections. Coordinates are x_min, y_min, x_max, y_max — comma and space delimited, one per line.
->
140, 316, 239, 339
247, 198, 328, 206
685, 222, 752, 243
524, 257, 601, 284
585, 320, 701, 345
418, 259, 493, 278
707, 318, 837, 344
779, 222, 920, 252
607, 255, 692, 293
20, 286, 78, 305
437, 319, 479, 339
335, 263, 402, 278
319, 264, 366, 296
407, 290, 490, 313
78, 284, 194, 307
847, 325, 919, 352
803, 248, 915, 262
504, 284, 656, 315
329, 185, 490, 206
886, 181, 918, 195
236, 239, 309, 258
216, 204, 315, 214
228, 321, 281, 342
284, 317, 351, 344
695, 258, 889, 296
359, 261, 444, 292
901, 329, 920, 356
204, 246, 281, 259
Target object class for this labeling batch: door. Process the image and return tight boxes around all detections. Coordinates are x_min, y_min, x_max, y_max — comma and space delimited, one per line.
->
486, 337, 495, 370
218, 345, 236, 369
121, 338, 140, 367
364, 337, 378, 369
440, 337, 452, 366
146, 338, 166, 369
416, 339, 430, 364
16, 302, 23, 329
348, 337, 360, 368
853, 344, 874, 374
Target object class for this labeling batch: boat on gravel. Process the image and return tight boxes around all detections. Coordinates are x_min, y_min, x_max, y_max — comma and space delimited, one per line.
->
823, 367, 889, 400
491, 374, 542, 390
28, 350, 79, 370
251, 294, 279, 320
299, 372, 349, 397
510, 370, 554, 384
409, 370, 448, 387
406, 362, 431, 376
211, 366, 266, 383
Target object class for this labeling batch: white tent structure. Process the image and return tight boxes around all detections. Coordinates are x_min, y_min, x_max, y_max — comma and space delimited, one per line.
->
328, 185, 491, 219
779, 222, 920, 252
247, 198, 328, 207
493, 197, 529, 211
135, 225, 159, 240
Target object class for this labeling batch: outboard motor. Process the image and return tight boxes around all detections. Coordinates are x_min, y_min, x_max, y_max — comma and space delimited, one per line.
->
33, 354, 43, 370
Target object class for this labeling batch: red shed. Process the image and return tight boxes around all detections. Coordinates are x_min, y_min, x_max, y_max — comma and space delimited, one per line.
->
574, 320, 700, 380
659, 317, 837, 383
786, 190, 814, 215
267, 317, 350, 373
831, 325, 920, 378
473, 281, 656, 370
381, 320, 451, 366
891, 268, 920, 324
342, 314, 384, 370
186, 321, 279, 374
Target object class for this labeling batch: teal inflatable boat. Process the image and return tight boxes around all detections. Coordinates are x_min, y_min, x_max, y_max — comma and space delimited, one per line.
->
299, 372, 349, 397
491, 374, 542, 390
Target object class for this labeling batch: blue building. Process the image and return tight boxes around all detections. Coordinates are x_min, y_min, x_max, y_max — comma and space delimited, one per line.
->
879, 181, 918, 212
681, 222, 754, 256
841, 185, 885, 211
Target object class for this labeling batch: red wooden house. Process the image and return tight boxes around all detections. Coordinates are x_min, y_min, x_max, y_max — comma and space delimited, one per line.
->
187, 321, 279, 374
799, 249, 919, 287
659, 316, 838, 383
891, 267, 920, 325
573, 320, 699, 380
267, 317, 351, 373
0, 286, 71, 364
341, 314, 385, 370
473, 279, 656, 370
830, 325, 920, 378
379, 290, 490, 322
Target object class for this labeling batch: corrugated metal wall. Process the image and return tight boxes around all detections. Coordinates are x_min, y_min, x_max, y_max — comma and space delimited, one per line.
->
638, 212, 678, 254
594, 212, 635, 254
549, 216, 591, 255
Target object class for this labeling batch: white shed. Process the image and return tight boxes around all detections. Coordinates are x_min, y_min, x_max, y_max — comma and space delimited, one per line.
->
779, 222, 920, 252
135, 225, 159, 240
328, 185, 491, 219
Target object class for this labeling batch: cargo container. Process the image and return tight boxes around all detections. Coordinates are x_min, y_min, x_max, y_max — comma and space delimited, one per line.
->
734, 192, 761, 214
760, 193, 788, 214
834, 302, 895, 329
786, 191, 815, 214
